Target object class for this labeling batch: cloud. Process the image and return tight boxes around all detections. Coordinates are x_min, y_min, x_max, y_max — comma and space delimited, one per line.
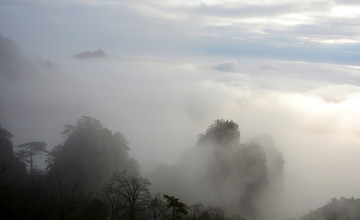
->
2, 42, 360, 217
2, 1, 360, 217
335, 0, 360, 5
2, 0, 360, 63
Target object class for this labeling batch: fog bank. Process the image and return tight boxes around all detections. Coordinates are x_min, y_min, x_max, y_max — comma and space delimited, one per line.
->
1, 36, 360, 218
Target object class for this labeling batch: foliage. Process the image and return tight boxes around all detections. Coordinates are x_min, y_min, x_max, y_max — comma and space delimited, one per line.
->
0, 126, 27, 184
104, 173, 151, 220
164, 194, 188, 219
149, 193, 171, 220
61, 125, 74, 138
0, 186, 57, 219
197, 119, 240, 147
0, 126, 14, 160
153, 119, 272, 219
16, 141, 47, 176
301, 197, 360, 220
45, 144, 63, 170
47, 116, 139, 195
0, 118, 285, 220
0, 126, 13, 139
83, 198, 110, 220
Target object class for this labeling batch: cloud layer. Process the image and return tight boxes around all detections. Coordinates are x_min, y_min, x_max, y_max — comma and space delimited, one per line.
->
2, 48, 360, 217
1, 1, 360, 218
1, 0, 360, 62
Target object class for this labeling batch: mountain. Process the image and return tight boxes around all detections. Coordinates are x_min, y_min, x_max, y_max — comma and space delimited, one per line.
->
72, 49, 106, 59
151, 120, 284, 219
0, 126, 27, 186
0, 34, 32, 77
301, 197, 360, 220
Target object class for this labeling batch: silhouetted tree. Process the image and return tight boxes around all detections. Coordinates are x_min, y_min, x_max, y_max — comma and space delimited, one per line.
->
45, 144, 63, 170
0, 126, 13, 139
164, 194, 188, 220
76, 116, 102, 130
204, 206, 225, 220
0, 126, 27, 185
197, 119, 240, 147
47, 116, 139, 195
16, 141, 47, 176
149, 193, 170, 220
83, 198, 109, 220
104, 173, 151, 220
186, 204, 225, 220
0, 126, 14, 164
187, 203, 204, 220
0, 127, 13, 174
61, 125, 74, 138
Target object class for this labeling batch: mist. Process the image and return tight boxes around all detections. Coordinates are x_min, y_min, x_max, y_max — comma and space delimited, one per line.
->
1, 34, 360, 219
2, 1, 360, 219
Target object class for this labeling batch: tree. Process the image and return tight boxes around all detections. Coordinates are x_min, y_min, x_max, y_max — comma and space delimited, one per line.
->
0, 126, 13, 139
16, 141, 47, 176
0, 126, 14, 160
0, 126, 27, 185
76, 116, 102, 130
0, 126, 13, 174
164, 194, 188, 220
203, 206, 225, 220
45, 144, 63, 170
83, 198, 109, 220
47, 116, 139, 196
104, 173, 151, 220
186, 204, 225, 220
61, 125, 74, 138
149, 193, 171, 220
197, 119, 240, 147
187, 204, 204, 220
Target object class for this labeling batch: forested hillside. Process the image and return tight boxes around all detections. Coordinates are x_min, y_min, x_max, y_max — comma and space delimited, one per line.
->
1, 117, 260, 219
301, 197, 360, 220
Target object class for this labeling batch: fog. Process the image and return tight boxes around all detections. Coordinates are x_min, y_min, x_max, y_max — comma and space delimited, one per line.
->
2, 1, 360, 217
1, 32, 360, 218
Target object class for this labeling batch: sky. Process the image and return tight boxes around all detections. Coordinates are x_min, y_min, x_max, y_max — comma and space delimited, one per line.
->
1, 0, 360, 218
1, 0, 360, 62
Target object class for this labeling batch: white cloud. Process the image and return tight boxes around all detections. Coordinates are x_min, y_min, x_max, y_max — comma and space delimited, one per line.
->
331, 5, 360, 18
2, 0, 360, 217
2, 33, 360, 216
2, 0, 360, 61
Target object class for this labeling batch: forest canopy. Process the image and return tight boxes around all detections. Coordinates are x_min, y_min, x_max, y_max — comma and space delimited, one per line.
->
0, 117, 286, 219
1, 117, 356, 220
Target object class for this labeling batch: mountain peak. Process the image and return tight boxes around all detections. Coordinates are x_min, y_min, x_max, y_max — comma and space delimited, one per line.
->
73, 49, 106, 59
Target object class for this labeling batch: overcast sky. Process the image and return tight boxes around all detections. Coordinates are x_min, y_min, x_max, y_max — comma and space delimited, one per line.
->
1, 0, 360, 218
1, 0, 360, 63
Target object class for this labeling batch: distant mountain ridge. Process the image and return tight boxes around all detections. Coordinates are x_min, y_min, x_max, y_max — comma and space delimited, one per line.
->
0, 34, 32, 77
301, 197, 360, 220
73, 49, 106, 59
